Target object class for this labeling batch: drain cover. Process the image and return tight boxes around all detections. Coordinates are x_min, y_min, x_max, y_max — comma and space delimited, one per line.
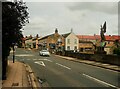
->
12, 83, 19, 86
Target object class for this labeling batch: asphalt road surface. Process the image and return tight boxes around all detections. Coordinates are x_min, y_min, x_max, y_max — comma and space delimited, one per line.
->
9, 48, 120, 89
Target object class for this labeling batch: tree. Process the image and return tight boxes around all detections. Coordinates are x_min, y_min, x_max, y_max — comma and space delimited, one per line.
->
2, 1, 29, 80
113, 40, 120, 55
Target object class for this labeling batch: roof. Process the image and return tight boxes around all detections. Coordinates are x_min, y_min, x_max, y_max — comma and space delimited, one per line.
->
77, 35, 100, 40
61, 33, 71, 38
38, 34, 54, 41
77, 35, 120, 41
79, 40, 93, 44
105, 35, 120, 41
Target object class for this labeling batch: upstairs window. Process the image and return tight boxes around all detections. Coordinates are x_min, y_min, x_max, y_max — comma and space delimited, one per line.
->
67, 39, 70, 44
74, 39, 77, 44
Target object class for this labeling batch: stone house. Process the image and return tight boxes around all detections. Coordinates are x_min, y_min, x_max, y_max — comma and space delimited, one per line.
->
77, 35, 100, 54
104, 35, 120, 54
38, 28, 61, 53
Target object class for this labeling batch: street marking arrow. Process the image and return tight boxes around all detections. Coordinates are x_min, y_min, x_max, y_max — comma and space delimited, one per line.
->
34, 61, 45, 67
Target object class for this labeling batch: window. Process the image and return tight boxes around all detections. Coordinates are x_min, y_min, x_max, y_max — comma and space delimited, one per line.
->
80, 48, 83, 52
74, 46, 77, 50
67, 46, 70, 50
67, 39, 70, 44
74, 39, 77, 44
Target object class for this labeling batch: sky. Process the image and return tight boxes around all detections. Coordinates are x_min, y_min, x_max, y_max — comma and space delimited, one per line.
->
22, 0, 119, 37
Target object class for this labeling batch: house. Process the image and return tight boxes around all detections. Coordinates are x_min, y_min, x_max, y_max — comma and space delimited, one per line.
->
77, 34, 120, 54
38, 29, 79, 53
104, 35, 120, 54
62, 30, 79, 51
38, 28, 61, 53
77, 35, 100, 54
25, 35, 33, 49
24, 35, 41, 49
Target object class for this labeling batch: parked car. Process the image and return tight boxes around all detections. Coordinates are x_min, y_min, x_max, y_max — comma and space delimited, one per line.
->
39, 50, 50, 56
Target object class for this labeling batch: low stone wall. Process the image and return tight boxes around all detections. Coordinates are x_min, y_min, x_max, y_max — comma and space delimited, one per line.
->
64, 51, 120, 66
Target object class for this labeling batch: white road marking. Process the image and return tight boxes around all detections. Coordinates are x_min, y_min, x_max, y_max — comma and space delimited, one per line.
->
56, 63, 71, 70
34, 61, 45, 67
83, 73, 120, 89
16, 54, 34, 56
38, 59, 53, 62
43, 59, 53, 62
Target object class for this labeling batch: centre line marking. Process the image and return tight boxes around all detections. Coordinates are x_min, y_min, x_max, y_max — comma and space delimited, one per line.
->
83, 73, 120, 89
56, 63, 71, 70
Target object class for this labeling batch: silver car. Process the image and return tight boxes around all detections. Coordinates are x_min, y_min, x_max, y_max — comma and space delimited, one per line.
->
39, 50, 50, 56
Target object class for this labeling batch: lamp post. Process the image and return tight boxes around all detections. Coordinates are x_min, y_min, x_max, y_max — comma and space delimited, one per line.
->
12, 43, 15, 63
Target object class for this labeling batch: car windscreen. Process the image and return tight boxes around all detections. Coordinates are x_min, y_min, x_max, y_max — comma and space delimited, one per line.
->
41, 50, 48, 52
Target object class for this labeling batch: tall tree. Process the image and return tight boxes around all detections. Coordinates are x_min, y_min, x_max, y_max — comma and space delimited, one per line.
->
2, 1, 29, 80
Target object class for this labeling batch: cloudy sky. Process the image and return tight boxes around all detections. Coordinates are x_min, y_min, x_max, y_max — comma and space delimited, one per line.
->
23, 0, 119, 37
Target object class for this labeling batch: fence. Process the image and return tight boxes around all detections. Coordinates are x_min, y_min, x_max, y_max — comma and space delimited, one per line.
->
61, 51, 120, 66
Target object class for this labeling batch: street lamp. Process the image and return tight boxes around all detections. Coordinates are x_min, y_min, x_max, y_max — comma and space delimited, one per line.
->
12, 43, 15, 63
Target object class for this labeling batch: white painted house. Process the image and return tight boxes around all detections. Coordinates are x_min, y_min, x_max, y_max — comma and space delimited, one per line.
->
62, 31, 79, 51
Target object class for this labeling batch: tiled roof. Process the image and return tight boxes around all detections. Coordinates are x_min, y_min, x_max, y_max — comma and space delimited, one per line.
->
77, 35, 120, 41
105, 35, 120, 41
77, 35, 100, 40
38, 34, 54, 41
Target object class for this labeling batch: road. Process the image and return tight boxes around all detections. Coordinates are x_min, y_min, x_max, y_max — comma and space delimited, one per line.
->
9, 48, 120, 89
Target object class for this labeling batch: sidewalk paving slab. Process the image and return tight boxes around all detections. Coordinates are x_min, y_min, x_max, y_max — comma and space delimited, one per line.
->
2, 61, 30, 88
2, 60, 41, 89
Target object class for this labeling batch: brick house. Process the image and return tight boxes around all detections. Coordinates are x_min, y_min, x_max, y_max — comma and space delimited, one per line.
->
38, 28, 62, 53
104, 35, 120, 54
77, 35, 100, 54
77, 35, 120, 54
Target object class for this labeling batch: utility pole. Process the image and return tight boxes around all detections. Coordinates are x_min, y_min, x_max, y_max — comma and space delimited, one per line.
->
13, 44, 15, 63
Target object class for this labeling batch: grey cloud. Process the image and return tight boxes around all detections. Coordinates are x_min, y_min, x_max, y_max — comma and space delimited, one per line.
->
68, 2, 118, 15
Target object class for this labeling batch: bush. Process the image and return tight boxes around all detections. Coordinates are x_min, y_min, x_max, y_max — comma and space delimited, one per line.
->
113, 47, 120, 55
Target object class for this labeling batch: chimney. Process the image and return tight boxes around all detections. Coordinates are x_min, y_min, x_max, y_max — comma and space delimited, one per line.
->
71, 28, 73, 33
55, 28, 58, 34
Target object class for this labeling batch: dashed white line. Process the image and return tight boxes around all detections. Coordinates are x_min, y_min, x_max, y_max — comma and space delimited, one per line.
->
43, 59, 53, 62
56, 63, 71, 70
82, 73, 120, 89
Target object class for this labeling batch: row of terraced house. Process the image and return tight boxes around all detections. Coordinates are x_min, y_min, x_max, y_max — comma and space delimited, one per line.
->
22, 28, 120, 55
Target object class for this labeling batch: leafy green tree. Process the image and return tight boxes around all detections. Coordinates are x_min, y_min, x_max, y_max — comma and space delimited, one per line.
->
2, 1, 29, 80
113, 40, 120, 55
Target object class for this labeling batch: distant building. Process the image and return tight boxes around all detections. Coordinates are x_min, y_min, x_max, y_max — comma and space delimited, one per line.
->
25, 35, 33, 49
38, 29, 79, 53
77, 35, 100, 54
24, 29, 120, 55
24, 35, 40, 49
104, 35, 120, 54
62, 31, 79, 51
77, 35, 120, 54
38, 28, 61, 53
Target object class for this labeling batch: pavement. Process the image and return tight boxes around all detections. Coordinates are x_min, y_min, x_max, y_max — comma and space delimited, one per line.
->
2, 60, 41, 89
55, 55, 120, 72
